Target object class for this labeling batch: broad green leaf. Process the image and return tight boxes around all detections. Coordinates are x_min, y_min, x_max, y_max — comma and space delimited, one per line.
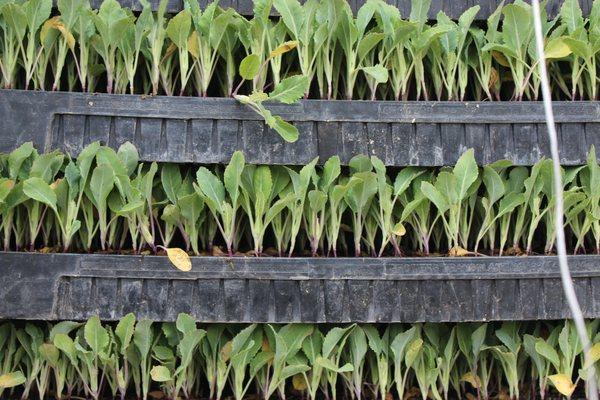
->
560, 0, 583, 34
39, 343, 60, 364
166, 9, 191, 48
115, 313, 136, 354
269, 75, 309, 104
117, 142, 139, 176
316, 356, 354, 372
273, 0, 303, 38
84, 315, 109, 355
224, 151, 245, 203
239, 54, 261, 80
453, 149, 478, 200
421, 181, 449, 212
361, 65, 388, 83
23, 177, 57, 211
161, 164, 183, 204
53, 333, 77, 364
535, 340, 561, 369
90, 164, 115, 206
196, 167, 225, 213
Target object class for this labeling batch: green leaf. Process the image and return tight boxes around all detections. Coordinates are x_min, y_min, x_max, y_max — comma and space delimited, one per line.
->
357, 32, 385, 60
535, 339, 561, 370
90, 164, 115, 206
560, 0, 583, 34
394, 167, 424, 196
176, 313, 197, 335
23, 177, 57, 211
39, 343, 60, 364
50, 321, 81, 341
420, 181, 449, 213
482, 166, 505, 204
224, 151, 245, 204
349, 155, 372, 173
53, 333, 77, 364
133, 320, 153, 359
84, 315, 109, 355
409, 0, 431, 26
269, 75, 309, 104
496, 192, 525, 219
316, 356, 354, 372
8, 142, 34, 180
115, 313, 136, 354
267, 115, 299, 143
345, 172, 377, 212
117, 142, 139, 176
239, 54, 261, 80
161, 164, 183, 204
196, 167, 225, 213
166, 9, 191, 48
453, 149, 479, 200
273, 0, 304, 38
361, 64, 388, 83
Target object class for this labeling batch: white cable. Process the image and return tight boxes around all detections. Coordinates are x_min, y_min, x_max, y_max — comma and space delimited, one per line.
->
530, 1, 598, 398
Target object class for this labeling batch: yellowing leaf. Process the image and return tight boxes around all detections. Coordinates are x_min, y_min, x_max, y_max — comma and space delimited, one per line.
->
448, 246, 470, 257
492, 51, 510, 67
164, 43, 177, 59
50, 178, 62, 190
0, 372, 26, 388
269, 40, 298, 59
548, 374, 577, 397
392, 222, 406, 236
43, 16, 75, 51
585, 342, 600, 368
489, 67, 499, 89
248, 91, 269, 102
262, 338, 271, 352
545, 38, 572, 59
117, 370, 126, 389
150, 366, 172, 382
460, 372, 481, 389
292, 374, 308, 391
148, 391, 165, 399
187, 31, 200, 58
220, 341, 232, 362
165, 248, 191, 271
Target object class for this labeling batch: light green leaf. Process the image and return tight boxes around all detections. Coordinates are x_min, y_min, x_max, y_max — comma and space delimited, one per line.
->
269, 75, 309, 104
23, 177, 57, 211
239, 54, 261, 80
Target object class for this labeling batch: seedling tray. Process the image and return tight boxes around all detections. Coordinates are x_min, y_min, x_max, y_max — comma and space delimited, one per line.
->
2, 252, 600, 322
2, 89, 600, 167
84, 0, 589, 20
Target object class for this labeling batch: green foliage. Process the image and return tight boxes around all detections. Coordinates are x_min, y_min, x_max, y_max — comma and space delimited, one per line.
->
2, 318, 600, 400
3, 143, 600, 257
0, 0, 597, 100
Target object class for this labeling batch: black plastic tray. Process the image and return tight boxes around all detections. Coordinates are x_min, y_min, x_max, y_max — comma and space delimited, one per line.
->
84, 0, 590, 20
2, 89, 599, 167
1, 252, 599, 322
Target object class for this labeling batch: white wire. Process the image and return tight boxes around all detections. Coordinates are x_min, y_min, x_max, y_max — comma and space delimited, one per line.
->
530, 1, 598, 398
